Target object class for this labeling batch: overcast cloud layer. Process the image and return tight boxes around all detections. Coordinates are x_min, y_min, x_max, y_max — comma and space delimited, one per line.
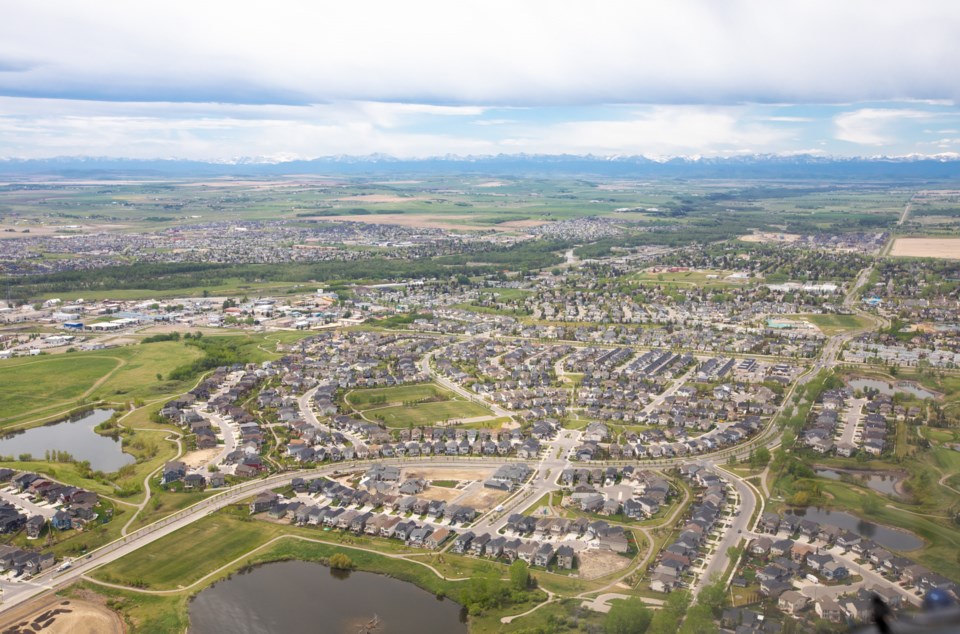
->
1, 0, 959, 160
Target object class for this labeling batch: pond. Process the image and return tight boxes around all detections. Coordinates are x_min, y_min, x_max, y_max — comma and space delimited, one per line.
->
848, 378, 936, 400
787, 507, 923, 551
0, 409, 134, 473
189, 560, 468, 634
814, 468, 904, 497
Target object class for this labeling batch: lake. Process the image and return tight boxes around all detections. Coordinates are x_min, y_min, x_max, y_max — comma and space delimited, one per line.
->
0, 409, 134, 472
815, 468, 904, 496
189, 560, 467, 634
848, 378, 936, 400
787, 507, 923, 551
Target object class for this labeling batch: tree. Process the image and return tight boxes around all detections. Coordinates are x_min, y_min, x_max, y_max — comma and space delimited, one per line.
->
697, 580, 728, 615
648, 591, 690, 634
328, 553, 355, 570
509, 560, 530, 591
604, 598, 652, 634
750, 446, 771, 469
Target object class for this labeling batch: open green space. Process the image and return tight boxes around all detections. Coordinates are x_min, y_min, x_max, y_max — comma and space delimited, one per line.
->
345, 383, 447, 408
346, 381, 494, 427
793, 313, 872, 335
366, 399, 491, 427
0, 341, 203, 429
86, 508, 551, 633
0, 355, 120, 422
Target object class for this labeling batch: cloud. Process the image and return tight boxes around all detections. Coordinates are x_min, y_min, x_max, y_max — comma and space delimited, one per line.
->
762, 116, 814, 123
834, 108, 933, 145
0, 1, 958, 106
504, 107, 796, 156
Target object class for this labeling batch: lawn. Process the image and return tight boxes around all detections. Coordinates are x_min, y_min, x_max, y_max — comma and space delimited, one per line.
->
0, 356, 120, 423
345, 383, 447, 408
365, 399, 491, 427
0, 341, 204, 429
798, 313, 872, 336
93, 512, 274, 589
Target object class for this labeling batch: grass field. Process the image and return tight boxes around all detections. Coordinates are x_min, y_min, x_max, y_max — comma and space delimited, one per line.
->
345, 383, 446, 408
794, 313, 872, 335
94, 513, 271, 589
0, 356, 120, 421
0, 341, 203, 429
346, 382, 493, 427
366, 399, 491, 427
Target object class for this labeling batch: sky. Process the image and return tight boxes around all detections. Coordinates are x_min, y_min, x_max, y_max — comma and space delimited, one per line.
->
1, 1, 959, 161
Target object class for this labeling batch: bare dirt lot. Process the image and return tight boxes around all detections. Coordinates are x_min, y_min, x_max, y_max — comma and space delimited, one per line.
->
0, 597, 123, 634
577, 549, 632, 580
455, 486, 510, 511
889, 237, 960, 260
739, 232, 801, 244
181, 448, 218, 469
417, 486, 464, 502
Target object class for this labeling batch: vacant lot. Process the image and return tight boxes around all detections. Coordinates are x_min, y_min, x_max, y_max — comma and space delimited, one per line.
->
0, 597, 123, 634
740, 232, 801, 244
402, 466, 494, 482
889, 237, 960, 260
577, 549, 632, 580
456, 485, 511, 512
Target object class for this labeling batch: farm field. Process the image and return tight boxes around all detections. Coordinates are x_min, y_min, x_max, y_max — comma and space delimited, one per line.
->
889, 237, 960, 260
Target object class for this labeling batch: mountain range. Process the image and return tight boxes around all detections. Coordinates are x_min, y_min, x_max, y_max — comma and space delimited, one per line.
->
1, 153, 959, 180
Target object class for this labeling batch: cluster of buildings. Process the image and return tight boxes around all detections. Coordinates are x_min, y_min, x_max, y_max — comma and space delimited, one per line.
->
0, 470, 101, 538
560, 466, 673, 519
751, 511, 957, 625
802, 387, 895, 457
650, 465, 730, 592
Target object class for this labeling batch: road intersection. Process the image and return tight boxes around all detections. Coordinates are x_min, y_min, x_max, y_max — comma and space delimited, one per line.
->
0, 271, 890, 615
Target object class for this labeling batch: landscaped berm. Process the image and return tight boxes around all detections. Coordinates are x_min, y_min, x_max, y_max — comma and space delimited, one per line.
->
345, 382, 491, 427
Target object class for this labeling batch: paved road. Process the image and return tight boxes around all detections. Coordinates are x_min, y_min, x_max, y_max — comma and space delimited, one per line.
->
0, 458, 522, 612
0, 293, 892, 613
839, 398, 865, 447
419, 350, 512, 419
0, 488, 57, 521
690, 467, 758, 596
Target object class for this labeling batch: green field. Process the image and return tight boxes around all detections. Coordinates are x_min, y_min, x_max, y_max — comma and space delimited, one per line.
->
0, 341, 203, 428
346, 382, 493, 427
93, 513, 272, 589
793, 313, 872, 335
345, 383, 446, 408
366, 399, 491, 427
0, 356, 120, 421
